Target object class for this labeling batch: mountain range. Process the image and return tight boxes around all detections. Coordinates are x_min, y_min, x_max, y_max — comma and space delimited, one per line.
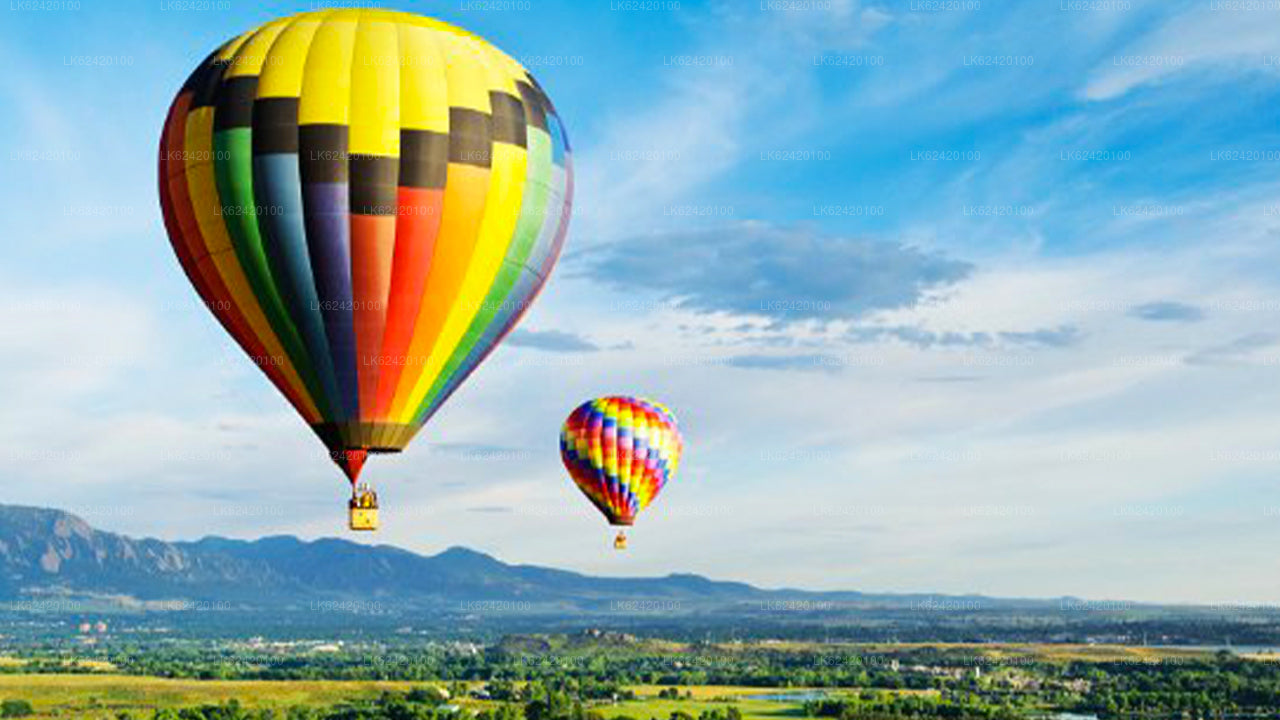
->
0, 504, 818, 607
1, 503, 1269, 623
2, 503, 1278, 646
0, 503, 1026, 613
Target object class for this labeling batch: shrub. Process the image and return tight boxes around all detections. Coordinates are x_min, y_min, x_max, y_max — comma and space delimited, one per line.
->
0, 700, 32, 718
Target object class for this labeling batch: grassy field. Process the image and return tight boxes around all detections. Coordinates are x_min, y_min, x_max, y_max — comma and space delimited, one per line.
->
0, 645, 1236, 718
0, 675, 421, 718
711, 641, 1222, 664
624, 686, 804, 700
982, 643, 1215, 663
0, 676, 937, 720
0, 677, 807, 720
606, 696, 796, 720
609, 687, 935, 720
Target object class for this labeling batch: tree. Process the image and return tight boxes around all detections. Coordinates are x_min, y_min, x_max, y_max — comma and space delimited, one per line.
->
0, 701, 32, 719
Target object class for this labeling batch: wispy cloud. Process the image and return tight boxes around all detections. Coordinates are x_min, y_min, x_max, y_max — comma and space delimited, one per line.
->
506, 329, 600, 353
1130, 300, 1205, 323
843, 324, 1080, 349
572, 222, 971, 324
722, 353, 844, 374
998, 326, 1082, 348
1080, 3, 1280, 101
1185, 333, 1280, 367
571, 2, 887, 242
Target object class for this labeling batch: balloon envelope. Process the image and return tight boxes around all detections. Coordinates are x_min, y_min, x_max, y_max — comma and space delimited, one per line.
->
560, 397, 683, 526
159, 9, 572, 481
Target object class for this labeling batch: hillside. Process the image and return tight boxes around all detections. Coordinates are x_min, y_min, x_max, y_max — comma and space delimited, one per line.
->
0, 504, 798, 607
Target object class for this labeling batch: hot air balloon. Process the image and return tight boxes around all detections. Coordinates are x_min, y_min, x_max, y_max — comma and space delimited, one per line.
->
159, 9, 572, 530
560, 397, 683, 550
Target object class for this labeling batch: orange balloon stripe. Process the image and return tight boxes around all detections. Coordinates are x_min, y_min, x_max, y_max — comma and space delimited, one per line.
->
349, 213, 396, 422
370, 187, 443, 443
386, 164, 491, 419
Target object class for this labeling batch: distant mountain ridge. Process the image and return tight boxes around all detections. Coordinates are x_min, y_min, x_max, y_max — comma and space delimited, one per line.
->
0, 504, 1145, 617
3, 504, 1277, 646
0, 504, 814, 607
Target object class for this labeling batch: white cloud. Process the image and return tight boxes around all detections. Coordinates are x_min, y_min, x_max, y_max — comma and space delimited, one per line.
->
1081, 3, 1280, 101
572, 2, 887, 243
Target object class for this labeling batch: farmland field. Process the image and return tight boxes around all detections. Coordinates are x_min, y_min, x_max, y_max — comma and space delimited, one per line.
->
605, 686, 930, 720
0, 641, 1264, 719
0, 675, 420, 718
0, 677, 836, 720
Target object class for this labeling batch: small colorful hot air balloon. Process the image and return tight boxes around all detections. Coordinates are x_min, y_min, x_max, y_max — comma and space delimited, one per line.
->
560, 397, 683, 549
159, 9, 572, 530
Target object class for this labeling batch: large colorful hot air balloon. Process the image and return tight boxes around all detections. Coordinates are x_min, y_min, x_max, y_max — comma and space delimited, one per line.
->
560, 397, 683, 549
159, 9, 572, 530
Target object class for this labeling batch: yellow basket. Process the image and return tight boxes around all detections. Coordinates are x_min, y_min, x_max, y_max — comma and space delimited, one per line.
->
349, 507, 379, 532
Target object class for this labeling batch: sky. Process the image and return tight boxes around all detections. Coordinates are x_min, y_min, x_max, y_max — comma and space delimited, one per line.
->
4, 0, 1280, 606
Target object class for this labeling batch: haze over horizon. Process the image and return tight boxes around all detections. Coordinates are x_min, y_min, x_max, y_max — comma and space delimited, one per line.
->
8, 500, 1270, 610
5, 0, 1280, 605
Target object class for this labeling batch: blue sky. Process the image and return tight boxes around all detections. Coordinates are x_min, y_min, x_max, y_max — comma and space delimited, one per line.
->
5, 0, 1280, 605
